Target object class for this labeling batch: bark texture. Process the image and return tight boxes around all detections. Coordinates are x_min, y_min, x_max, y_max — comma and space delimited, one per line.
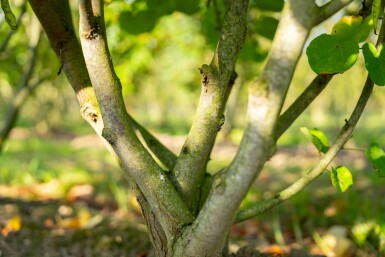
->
26, 0, 359, 256
78, 0, 193, 243
172, 0, 248, 213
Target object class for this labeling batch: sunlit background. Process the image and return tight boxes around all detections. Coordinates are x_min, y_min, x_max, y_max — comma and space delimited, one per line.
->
1, 0, 385, 256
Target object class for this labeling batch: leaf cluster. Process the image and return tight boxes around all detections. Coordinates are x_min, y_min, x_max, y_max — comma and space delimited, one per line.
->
306, 0, 385, 85
300, 127, 385, 192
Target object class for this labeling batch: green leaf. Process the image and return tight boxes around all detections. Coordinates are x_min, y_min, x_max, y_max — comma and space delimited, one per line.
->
352, 220, 376, 245
118, 0, 188, 35
362, 43, 385, 86
330, 166, 353, 192
119, 10, 160, 34
365, 143, 385, 177
251, 0, 284, 12
172, 0, 200, 14
306, 34, 359, 75
254, 16, 279, 40
372, 0, 382, 32
300, 127, 329, 153
1, 0, 18, 30
331, 15, 373, 43
238, 40, 268, 61
200, 0, 226, 47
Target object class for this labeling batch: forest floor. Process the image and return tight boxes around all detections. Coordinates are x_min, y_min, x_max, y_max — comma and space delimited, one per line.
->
0, 128, 384, 257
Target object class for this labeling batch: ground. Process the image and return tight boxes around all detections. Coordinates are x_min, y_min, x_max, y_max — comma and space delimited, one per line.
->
0, 128, 384, 257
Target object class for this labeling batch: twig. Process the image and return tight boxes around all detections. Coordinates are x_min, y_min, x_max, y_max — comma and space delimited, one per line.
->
177, 1, 357, 255
127, 114, 177, 170
0, 30, 43, 152
315, 0, 355, 26
0, 197, 59, 207
275, 74, 333, 140
236, 76, 374, 222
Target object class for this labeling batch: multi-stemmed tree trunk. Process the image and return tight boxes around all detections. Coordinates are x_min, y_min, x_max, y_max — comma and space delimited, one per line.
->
17, 0, 379, 256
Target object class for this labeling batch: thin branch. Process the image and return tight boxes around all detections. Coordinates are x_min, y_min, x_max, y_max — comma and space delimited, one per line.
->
127, 114, 177, 171
175, 1, 319, 256
0, 28, 43, 152
314, 0, 355, 26
274, 74, 334, 140
236, 76, 374, 223
272, 0, 355, 140
0, 78, 44, 152
28, 0, 102, 134
28, 0, 176, 171
29, 2, 181, 251
0, 1, 26, 53
235, 0, 385, 223
0, 197, 59, 207
78, 0, 193, 239
171, 0, 248, 213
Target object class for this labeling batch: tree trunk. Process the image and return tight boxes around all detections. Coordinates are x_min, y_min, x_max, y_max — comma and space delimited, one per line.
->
25, 0, 357, 256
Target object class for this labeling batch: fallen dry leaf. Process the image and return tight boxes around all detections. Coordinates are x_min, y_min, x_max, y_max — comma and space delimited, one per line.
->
67, 184, 94, 202
319, 226, 352, 257
264, 244, 285, 256
1, 215, 22, 236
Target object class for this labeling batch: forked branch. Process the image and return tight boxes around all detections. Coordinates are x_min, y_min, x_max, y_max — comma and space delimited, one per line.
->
236, 76, 374, 222
236, 0, 385, 222
175, 1, 355, 256
0, 28, 43, 152
127, 114, 177, 170
78, 0, 193, 239
275, 74, 334, 140
172, 0, 248, 213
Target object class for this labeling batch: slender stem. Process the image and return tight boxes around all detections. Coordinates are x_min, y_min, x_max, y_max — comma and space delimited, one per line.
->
0, 78, 45, 152
175, 1, 354, 255
0, 28, 42, 152
127, 114, 177, 171
175, 1, 317, 256
235, 2, 385, 223
341, 147, 365, 152
0, 1, 26, 53
171, 0, 248, 213
28, 0, 102, 135
274, 74, 334, 140
315, 0, 354, 26
273, 0, 355, 140
236, 76, 374, 223
78, 0, 193, 239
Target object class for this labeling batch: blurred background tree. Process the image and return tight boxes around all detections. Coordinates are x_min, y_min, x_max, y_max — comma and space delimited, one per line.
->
3, 0, 382, 142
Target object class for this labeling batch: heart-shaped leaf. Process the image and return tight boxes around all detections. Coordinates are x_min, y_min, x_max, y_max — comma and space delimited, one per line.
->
362, 43, 385, 86
365, 143, 385, 177
306, 34, 359, 75
300, 127, 329, 153
330, 166, 353, 192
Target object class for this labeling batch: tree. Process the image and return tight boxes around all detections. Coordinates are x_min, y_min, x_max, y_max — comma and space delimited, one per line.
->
2, 0, 384, 256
